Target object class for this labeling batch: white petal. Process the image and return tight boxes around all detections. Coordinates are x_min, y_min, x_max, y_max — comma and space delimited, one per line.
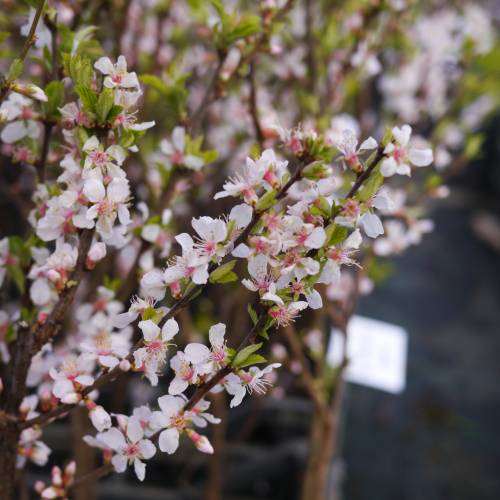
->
172, 127, 185, 151
159, 428, 179, 454
380, 157, 397, 177
409, 147, 433, 167
185, 343, 210, 364
209, 323, 226, 349
162, 318, 179, 341
361, 213, 384, 238
134, 459, 146, 481
359, 137, 378, 151
127, 416, 143, 443
83, 178, 105, 203
229, 204, 253, 228
94, 57, 115, 75
139, 320, 161, 341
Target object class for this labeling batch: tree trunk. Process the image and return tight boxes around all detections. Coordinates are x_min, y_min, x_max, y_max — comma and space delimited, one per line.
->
301, 374, 346, 500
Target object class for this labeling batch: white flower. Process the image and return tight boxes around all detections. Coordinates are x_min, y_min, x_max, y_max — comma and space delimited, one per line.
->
159, 126, 204, 170
151, 395, 218, 455
96, 417, 156, 481
191, 216, 228, 259
335, 129, 377, 168
224, 363, 282, 407
94, 55, 139, 89
381, 125, 433, 177
134, 319, 179, 386
49, 355, 95, 404
168, 344, 211, 395
17, 427, 51, 468
163, 233, 210, 286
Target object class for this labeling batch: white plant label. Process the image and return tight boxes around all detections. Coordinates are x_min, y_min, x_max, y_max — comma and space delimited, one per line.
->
327, 315, 408, 394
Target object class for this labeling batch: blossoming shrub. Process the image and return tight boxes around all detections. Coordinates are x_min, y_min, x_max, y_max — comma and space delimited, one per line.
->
0, 1, 498, 499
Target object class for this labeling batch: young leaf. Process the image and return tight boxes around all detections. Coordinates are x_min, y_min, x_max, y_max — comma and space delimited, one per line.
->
209, 259, 237, 284
232, 342, 263, 368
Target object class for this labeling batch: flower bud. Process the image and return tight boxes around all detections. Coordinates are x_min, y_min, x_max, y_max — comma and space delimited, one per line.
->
11, 83, 48, 102
186, 429, 214, 454
119, 359, 131, 372
89, 404, 112, 432
86, 242, 107, 269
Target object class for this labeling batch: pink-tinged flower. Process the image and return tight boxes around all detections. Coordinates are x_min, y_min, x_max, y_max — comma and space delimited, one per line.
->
223, 363, 282, 408
168, 343, 211, 395
95, 417, 156, 481
94, 55, 139, 89
79, 312, 132, 369
160, 127, 204, 171
49, 355, 95, 404
381, 125, 433, 177
150, 395, 219, 455
268, 301, 308, 327
36, 461, 76, 499
206, 323, 230, 370
191, 216, 228, 259
319, 229, 362, 285
335, 129, 378, 169
214, 149, 287, 203
133, 319, 179, 386
163, 233, 210, 285
82, 173, 131, 239
17, 427, 51, 468
242, 254, 274, 294
59, 102, 93, 128
82, 136, 126, 172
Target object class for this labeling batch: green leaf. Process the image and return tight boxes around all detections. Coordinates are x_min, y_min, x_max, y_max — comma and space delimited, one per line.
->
96, 88, 114, 124
255, 189, 277, 212
357, 168, 384, 203
237, 353, 267, 369
43, 80, 64, 120
7, 59, 23, 81
140, 74, 169, 94
209, 260, 237, 284
75, 84, 97, 113
247, 304, 258, 325
232, 342, 262, 368
325, 224, 348, 247
464, 134, 484, 160
7, 264, 25, 294
8, 236, 31, 267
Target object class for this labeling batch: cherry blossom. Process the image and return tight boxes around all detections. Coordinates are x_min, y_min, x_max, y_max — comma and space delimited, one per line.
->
224, 363, 282, 408
160, 126, 204, 170
95, 416, 156, 480
380, 125, 433, 177
94, 55, 140, 89
134, 319, 179, 385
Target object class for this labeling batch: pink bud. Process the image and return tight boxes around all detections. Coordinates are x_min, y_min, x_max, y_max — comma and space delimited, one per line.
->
186, 429, 214, 454
87, 242, 107, 267
119, 359, 131, 372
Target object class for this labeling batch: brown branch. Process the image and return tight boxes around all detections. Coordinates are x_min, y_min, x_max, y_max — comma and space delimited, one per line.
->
31, 228, 95, 354
248, 61, 265, 148
0, 0, 47, 104
281, 325, 329, 423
